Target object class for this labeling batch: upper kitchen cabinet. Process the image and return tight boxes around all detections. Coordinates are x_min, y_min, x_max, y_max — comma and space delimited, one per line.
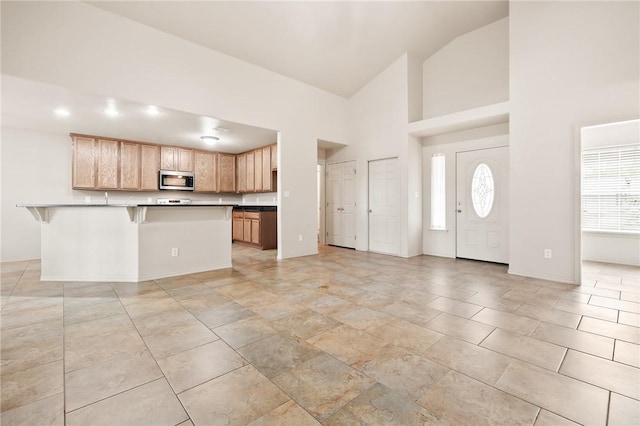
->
161, 146, 193, 172
270, 144, 277, 170
246, 151, 255, 192
236, 153, 247, 193
254, 148, 263, 191
120, 141, 140, 190
96, 139, 119, 189
194, 151, 217, 192
140, 144, 160, 191
72, 135, 96, 189
262, 145, 276, 192
217, 153, 236, 193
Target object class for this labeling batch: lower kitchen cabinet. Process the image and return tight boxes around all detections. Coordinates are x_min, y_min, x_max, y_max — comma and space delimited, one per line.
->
231, 209, 277, 250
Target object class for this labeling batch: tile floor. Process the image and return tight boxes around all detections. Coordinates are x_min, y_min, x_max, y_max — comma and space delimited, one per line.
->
1, 245, 639, 425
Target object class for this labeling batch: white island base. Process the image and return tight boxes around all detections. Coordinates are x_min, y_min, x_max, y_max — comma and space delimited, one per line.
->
23, 205, 234, 282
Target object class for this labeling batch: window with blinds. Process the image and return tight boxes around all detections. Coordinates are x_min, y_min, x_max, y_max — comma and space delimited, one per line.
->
582, 144, 640, 232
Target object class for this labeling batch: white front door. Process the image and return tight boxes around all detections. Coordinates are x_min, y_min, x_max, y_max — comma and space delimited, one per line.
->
326, 161, 356, 248
456, 146, 509, 263
368, 158, 400, 255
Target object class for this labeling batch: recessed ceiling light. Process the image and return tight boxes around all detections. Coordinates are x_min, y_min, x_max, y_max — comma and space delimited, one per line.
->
213, 127, 230, 133
54, 108, 70, 117
105, 107, 119, 117
146, 105, 160, 116
200, 135, 219, 145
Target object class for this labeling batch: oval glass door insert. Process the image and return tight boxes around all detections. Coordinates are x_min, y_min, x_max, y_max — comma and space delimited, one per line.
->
471, 163, 494, 218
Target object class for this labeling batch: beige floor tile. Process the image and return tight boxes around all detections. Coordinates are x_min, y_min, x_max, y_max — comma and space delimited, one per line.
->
1, 303, 63, 330
304, 294, 352, 315
179, 365, 289, 425
608, 392, 640, 426
158, 340, 246, 393
534, 410, 579, 426
619, 311, 640, 327
272, 353, 375, 420
63, 313, 133, 341
251, 298, 309, 321
531, 322, 614, 359
554, 299, 618, 322
130, 308, 198, 337
63, 299, 126, 325
176, 420, 194, 426
272, 310, 341, 340
142, 318, 218, 359
418, 370, 539, 426
248, 400, 321, 426
326, 383, 447, 425
306, 324, 381, 365
425, 312, 495, 345
329, 305, 393, 331
0, 320, 63, 375
64, 350, 162, 412
621, 292, 640, 302
514, 303, 581, 329
367, 318, 444, 355
502, 288, 557, 308
123, 297, 183, 319
559, 349, 640, 400
213, 315, 277, 349
495, 360, 609, 425
481, 328, 566, 371
466, 292, 522, 313
188, 300, 255, 329
65, 378, 188, 426
64, 328, 147, 372
472, 307, 541, 335
422, 335, 513, 386
352, 345, 449, 400
238, 333, 322, 378
380, 300, 442, 326
0, 393, 64, 426
590, 295, 640, 313
426, 296, 483, 318
0, 360, 64, 412
614, 340, 640, 368
578, 316, 640, 344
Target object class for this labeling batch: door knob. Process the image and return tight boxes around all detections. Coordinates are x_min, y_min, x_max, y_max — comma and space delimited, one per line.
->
457, 209, 462, 213
369, 209, 372, 213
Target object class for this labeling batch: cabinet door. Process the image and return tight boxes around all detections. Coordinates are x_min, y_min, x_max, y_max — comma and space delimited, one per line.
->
72, 136, 96, 189
140, 144, 160, 191
178, 148, 194, 172
96, 139, 119, 189
194, 151, 216, 192
254, 149, 263, 191
236, 154, 246, 193
232, 216, 244, 241
120, 142, 140, 190
160, 146, 176, 170
270, 144, 277, 170
262, 146, 272, 192
251, 218, 261, 244
243, 218, 252, 242
246, 151, 255, 192
217, 153, 236, 193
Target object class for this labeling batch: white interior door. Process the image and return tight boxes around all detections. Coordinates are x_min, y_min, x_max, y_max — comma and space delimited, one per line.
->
368, 158, 400, 255
456, 146, 509, 263
326, 161, 356, 248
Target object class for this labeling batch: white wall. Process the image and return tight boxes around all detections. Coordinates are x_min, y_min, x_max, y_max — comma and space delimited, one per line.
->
423, 124, 509, 257
581, 119, 640, 266
1, 1, 348, 261
327, 54, 419, 256
509, 1, 639, 283
423, 17, 508, 119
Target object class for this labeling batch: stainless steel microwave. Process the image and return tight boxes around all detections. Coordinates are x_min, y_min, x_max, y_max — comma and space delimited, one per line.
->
159, 170, 195, 191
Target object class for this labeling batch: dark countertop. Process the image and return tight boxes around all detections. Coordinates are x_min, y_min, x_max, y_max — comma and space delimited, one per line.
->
18, 203, 238, 208
233, 205, 277, 211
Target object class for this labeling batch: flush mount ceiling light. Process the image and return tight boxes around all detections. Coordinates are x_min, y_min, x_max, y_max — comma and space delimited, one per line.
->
54, 108, 70, 117
200, 135, 219, 145
145, 105, 160, 116
105, 99, 119, 117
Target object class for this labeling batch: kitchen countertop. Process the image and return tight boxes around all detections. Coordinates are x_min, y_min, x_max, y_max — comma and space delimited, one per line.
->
18, 203, 239, 208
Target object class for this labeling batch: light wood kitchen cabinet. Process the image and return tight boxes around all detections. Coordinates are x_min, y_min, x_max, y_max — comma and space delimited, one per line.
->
194, 151, 217, 192
72, 136, 96, 189
254, 149, 263, 191
140, 144, 160, 191
262, 145, 275, 192
236, 154, 246, 193
231, 209, 277, 249
217, 153, 236, 193
96, 139, 119, 189
161, 146, 193, 172
120, 141, 140, 190
246, 151, 255, 192
270, 144, 277, 170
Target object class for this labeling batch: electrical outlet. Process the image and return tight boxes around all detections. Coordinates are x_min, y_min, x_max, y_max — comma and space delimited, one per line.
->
171, 248, 179, 257
544, 249, 552, 259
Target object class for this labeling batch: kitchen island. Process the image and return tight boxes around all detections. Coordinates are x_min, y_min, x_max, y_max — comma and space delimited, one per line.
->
19, 203, 236, 282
